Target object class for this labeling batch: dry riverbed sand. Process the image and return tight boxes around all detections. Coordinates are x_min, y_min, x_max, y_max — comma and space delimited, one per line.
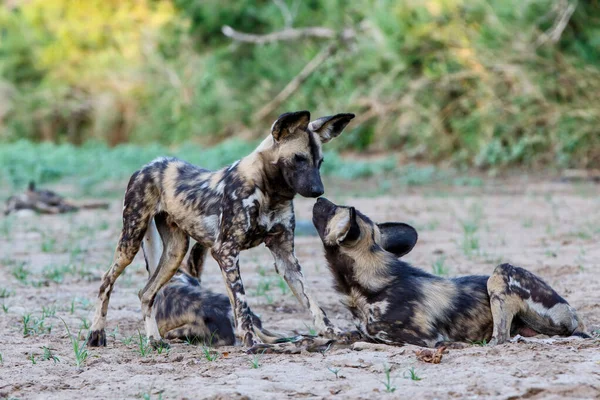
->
1, 178, 599, 399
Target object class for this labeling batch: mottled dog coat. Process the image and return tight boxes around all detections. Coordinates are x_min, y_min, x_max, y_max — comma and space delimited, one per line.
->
87, 111, 354, 349
312, 198, 588, 347
153, 243, 235, 346
152, 240, 274, 346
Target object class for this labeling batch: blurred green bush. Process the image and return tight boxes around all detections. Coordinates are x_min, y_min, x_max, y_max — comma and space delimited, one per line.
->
0, 0, 599, 168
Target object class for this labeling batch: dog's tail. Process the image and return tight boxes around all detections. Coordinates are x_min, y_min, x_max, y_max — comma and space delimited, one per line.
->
251, 312, 300, 344
142, 216, 163, 276
75, 201, 110, 210
572, 314, 592, 339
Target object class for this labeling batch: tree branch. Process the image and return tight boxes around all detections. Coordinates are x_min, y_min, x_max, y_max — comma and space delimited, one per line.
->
222, 25, 355, 44
253, 44, 337, 122
536, 0, 577, 47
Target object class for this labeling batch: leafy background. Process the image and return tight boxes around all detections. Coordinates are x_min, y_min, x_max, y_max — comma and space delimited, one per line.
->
1, 0, 598, 176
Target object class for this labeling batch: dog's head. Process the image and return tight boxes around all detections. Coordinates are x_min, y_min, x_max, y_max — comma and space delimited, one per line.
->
267, 111, 354, 198
312, 197, 418, 257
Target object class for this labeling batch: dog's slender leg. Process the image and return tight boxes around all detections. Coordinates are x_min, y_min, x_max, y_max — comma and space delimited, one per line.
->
89, 169, 159, 347
212, 246, 257, 347
139, 213, 189, 348
267, 233, 339, 337
88, 227, 148, 346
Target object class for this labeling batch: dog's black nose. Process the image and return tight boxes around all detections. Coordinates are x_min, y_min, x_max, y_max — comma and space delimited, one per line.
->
309, 186, 324, 198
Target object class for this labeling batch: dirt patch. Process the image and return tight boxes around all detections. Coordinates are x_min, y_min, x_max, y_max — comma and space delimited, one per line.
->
1, 180, 599, 399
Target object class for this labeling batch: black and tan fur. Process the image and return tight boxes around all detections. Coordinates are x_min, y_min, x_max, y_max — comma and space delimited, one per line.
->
4, 182, 108, 215
87, 111, 355, 350
312, 198, 588, 347
152, 242, 235, 346
152, 240, 282, 347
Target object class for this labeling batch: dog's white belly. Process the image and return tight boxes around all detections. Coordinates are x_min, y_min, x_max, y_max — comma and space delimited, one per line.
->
174, 213, 219, 246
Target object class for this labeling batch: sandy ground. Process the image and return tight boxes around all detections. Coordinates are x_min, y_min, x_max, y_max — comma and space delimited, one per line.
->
1, 178, 599, 399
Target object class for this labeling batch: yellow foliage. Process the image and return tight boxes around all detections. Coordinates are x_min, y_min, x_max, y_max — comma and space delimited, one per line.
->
18, 0, 178, 89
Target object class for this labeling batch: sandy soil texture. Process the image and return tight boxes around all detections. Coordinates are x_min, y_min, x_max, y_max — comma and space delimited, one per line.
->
1, 179, 599, 399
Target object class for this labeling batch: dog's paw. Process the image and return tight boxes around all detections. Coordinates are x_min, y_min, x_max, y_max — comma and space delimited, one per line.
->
489, 336, 507, 346
336, 330, 363, 345
246, 343, 273, 354
149, 337, 170, 350
320, 326, 343, 339
87, 329, 107, 347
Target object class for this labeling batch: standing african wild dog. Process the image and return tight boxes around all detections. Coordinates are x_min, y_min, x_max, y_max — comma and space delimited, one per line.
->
312, 198, 588, 347
87, 110, 355, 349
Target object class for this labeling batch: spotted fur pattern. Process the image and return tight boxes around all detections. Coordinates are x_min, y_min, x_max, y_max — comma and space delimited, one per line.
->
312, 198, 588, 347
87, 111, 355, 349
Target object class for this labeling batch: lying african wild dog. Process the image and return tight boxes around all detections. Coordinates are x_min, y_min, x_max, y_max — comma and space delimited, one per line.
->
88, 110, 355, 350
152, 242, 235, 346
153, 240, 282, 346
4, 181, 108, 215
312, 198, 589, 347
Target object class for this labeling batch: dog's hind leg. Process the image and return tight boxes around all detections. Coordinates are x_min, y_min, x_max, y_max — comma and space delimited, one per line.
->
139, 212, 189, 348
488, 263, 586, 345
487, 265, 523, 345
88, 205, 153, 345
88, 169, 159, 347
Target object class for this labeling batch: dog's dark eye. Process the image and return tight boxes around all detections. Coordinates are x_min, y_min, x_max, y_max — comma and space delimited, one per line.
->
294, 154, 308, 163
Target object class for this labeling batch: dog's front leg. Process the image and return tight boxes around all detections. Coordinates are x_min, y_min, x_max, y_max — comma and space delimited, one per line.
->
267, 233, 340, 337
212, 245, 257, 347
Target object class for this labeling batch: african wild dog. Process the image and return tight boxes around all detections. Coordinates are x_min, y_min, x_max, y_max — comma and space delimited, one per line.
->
4, 181, 108, 215
152, 238, 280, 346
87, 111, 355, 350
152, 241, 235, 346
312, 198, 589, 347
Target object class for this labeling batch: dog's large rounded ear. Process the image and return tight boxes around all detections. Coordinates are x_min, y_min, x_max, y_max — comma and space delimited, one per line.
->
309, 113, 355, 143
271, 110, 311, 142
377, 222, 418, 257
338, 207, 361, 244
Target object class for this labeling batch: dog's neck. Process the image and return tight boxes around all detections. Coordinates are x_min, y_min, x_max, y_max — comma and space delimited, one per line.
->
243, 135, 297, 201
324, 241, 396, 295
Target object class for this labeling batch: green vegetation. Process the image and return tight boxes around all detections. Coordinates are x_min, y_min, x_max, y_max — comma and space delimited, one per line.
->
0, 140, 398, 193
1, 1, 599, 169
42, 346, 60, 363
431, 255, 449, 276
136, 330, 152, 357
470, 339, 488, 346
327, 367, 342, 379
249, 350, 267, 369
61, 319, 89, 368
381, 364, 397, 392
11, 263, 30, 284
22, 313, 52, 336
404, 366, 422, 381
